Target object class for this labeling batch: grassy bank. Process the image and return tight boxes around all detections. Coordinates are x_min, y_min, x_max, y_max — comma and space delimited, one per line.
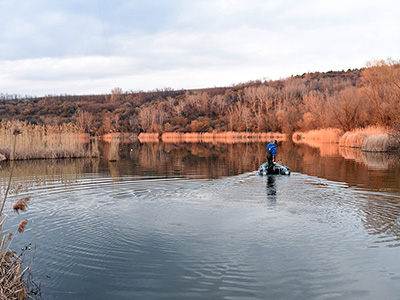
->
0, 122, 95, 160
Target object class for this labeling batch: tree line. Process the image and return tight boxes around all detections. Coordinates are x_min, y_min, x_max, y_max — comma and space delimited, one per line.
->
1, 59, 399, 135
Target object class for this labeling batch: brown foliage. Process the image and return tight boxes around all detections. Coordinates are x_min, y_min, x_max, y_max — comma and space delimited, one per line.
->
360, 58, 400, 127
2, 62, 400, 138
328, 87, 366, 131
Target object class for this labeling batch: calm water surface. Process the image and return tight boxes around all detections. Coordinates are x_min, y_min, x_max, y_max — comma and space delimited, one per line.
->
2, 142, 400, 299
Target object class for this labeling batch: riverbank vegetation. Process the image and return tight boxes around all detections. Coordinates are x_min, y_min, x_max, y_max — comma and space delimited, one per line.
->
0, 122, 98, 160
1, 58, 399, 152
293, 125, 399, 154
0, 129, 38, 299
339, 127, 388, 150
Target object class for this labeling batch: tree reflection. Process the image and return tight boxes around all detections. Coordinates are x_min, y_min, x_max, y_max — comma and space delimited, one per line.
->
1, 140, 400, 243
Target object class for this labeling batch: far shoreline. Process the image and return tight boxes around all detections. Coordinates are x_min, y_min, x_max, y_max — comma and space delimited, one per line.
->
1, 124, 399, 162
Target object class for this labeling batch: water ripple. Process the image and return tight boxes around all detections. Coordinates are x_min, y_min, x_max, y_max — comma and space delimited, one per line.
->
7, 171, 400, 299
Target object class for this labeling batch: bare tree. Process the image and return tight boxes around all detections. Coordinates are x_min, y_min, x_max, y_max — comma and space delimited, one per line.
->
361, 59, 400, 126
327, 87, 366, 131
110, 87, 123, 103
75, 109, 94, 133
302, 91, 328, 129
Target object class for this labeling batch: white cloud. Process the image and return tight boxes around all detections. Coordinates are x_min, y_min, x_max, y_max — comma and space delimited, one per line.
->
0, 0, 399, 96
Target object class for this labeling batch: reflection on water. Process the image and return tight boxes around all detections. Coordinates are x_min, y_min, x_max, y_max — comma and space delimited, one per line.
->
340, 147, 395, 170
2, 141, 400, 240
266, 175, 277, 207
295, 139, 400, 170
280, 142, 400, 192
2, 141, 399, 190
0, 159, 92, 193
1, 141, 400, 299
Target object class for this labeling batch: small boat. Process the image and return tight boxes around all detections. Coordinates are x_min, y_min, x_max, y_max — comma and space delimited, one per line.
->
258, 162, 291, 175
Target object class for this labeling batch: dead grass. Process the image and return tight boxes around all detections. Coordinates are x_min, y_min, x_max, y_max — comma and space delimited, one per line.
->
339, 126, 389, 151
362, 134, 389, 152
0, 127, 37, 299
292, 128, 343, 144
294, 127, 393, 153
0, 121, 93, 160
0, 250, 28, 299
292, 128, 342, 157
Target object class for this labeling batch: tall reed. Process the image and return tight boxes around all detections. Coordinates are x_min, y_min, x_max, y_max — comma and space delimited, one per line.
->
292, 128, 343, 144
108, 136, 120, 162
292, 128, 342, 156
0, 122, 37, 299
0, 121, 91, 160
339, 126, 389, 151
90, 136, 100, 158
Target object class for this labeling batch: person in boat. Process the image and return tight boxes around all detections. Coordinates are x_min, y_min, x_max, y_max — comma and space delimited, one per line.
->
266, 140, 277, 171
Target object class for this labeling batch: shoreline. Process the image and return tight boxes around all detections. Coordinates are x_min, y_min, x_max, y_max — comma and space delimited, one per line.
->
143, 131, 286, 144
1, 125, 398, 162
293, 127, 399, 153
98, 131, 287, 144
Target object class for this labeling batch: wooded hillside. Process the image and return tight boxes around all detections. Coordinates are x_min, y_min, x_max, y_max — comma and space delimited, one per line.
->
1, 59, 399, 135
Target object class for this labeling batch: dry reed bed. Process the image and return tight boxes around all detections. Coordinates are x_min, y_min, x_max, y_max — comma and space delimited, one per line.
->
292, 128, 343, 156
1, 127, 37, 299
339, 127, 390, 152
0, 243, 29, 299
0, 122, 92, 160
293, 128, 343, 144
294, 127, 397, 154
138, 131, 287, 144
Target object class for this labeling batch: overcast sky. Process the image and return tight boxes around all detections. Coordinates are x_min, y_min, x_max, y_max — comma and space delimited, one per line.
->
1, 0, 399, 97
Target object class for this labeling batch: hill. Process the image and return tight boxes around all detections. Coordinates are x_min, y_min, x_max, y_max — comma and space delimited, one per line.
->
1, 61, 398, 135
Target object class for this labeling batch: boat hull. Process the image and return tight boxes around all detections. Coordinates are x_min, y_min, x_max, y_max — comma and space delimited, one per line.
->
258, 162, 291, 175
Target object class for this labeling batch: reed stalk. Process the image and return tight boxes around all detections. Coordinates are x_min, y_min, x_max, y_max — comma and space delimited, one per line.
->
91, 136, 100, 158
0, 127, 18, 225
0, 122, 37, 299
339, 126, 388, 150
0, 121, 91, 160
108, 136, 120, 162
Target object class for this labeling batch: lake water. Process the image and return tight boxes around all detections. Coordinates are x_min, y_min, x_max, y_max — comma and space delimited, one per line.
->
2, 141, 400, 299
